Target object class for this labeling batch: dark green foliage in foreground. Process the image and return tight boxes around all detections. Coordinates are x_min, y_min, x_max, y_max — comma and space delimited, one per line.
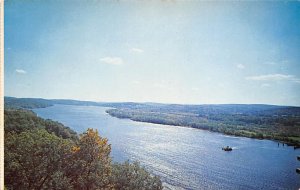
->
5, 129, 74, 190
5, 109, 162, 190
4, 109, 78, 141
112, 161, 163, 190
106, 105, 300, 146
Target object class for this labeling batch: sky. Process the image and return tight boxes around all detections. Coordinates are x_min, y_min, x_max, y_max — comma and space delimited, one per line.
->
4, 0, 300, 106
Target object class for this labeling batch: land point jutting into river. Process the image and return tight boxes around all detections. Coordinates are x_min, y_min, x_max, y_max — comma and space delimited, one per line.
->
4, 2, 300, 189
5, 97, 300, 148
32, 104, 300, 189
4, 97, 300, 189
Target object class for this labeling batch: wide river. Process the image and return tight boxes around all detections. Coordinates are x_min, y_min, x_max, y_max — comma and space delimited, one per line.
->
34, 104, 300, 190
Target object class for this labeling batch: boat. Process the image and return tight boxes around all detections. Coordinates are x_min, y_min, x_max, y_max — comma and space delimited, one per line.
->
297, 156, 300, 161
296, 168, 300, 174
222, 146, 233, 151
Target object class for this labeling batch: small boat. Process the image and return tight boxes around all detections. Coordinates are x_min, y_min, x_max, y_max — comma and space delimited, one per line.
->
297, 156, 300, 161
222, 146, 233, 151
296, 168, 300, 174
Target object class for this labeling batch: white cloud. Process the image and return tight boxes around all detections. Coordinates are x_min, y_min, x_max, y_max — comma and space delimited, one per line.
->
245, 74, 294, 81
236, 64, 245, 69
263, 60, 289, 65
130, 48, 144, 53
100, 57, 124, 65
246, 74, 300, 84
15, 69, 27, 74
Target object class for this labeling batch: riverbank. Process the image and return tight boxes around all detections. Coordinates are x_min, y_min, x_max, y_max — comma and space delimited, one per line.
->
106, 108, 300, 148
33, 104, 300, 190
5, 96, 300, 147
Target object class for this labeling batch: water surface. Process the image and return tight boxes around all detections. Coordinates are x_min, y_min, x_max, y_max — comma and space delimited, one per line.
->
34, 105, 300, 190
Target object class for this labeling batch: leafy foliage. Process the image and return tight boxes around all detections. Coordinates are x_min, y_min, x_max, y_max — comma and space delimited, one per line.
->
112, 161, 163, 190
4, 109, 163, 190
5, 129, 74, 190
65, 129, 112, 189
4, 109, 78, 141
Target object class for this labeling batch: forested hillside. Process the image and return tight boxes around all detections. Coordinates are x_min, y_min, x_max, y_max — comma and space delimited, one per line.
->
4, 96, 105, 109
4, 97, 53, 109
106, 104, 300, 147
4, 109, 162, 190
5, 96, 300, 147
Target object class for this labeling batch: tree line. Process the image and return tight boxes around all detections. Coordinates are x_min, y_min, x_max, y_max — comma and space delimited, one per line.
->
106, 107, 300, 147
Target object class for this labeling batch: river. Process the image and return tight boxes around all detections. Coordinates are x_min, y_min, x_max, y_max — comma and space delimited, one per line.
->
34, 104, 300, 190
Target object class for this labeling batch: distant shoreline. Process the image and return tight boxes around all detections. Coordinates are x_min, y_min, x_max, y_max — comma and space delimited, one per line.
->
5, 96, 300, 148
106, 108, 300, 148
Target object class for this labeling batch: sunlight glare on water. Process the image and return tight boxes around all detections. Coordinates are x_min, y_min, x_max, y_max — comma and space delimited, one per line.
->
34, 105, 300, 190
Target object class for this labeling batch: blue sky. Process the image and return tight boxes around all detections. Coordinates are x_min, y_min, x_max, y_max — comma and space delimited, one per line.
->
4, 1, 300, 106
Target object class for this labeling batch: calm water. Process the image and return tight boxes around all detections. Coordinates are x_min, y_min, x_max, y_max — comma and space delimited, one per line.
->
34, 105, 300, 190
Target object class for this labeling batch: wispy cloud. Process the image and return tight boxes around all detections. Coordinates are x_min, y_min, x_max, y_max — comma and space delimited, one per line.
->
246, 74, 300, 84
263, 60, 289, 65
100, 57, 123, 65
295, 80, 300, 84
236, 64, 245, 69
130, 48, 144, 53
246, 74, 293, 81
15, 69, 27, 74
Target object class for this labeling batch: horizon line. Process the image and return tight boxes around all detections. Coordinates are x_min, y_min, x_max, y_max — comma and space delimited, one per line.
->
4, 95, 300, 108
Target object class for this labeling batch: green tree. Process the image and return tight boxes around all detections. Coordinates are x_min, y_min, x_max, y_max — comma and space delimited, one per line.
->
5, 129, 73, 190
112, 161, 163, 190
66, 128, 112, 190
4, 109, 78, 141
5, 109, 163, 190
